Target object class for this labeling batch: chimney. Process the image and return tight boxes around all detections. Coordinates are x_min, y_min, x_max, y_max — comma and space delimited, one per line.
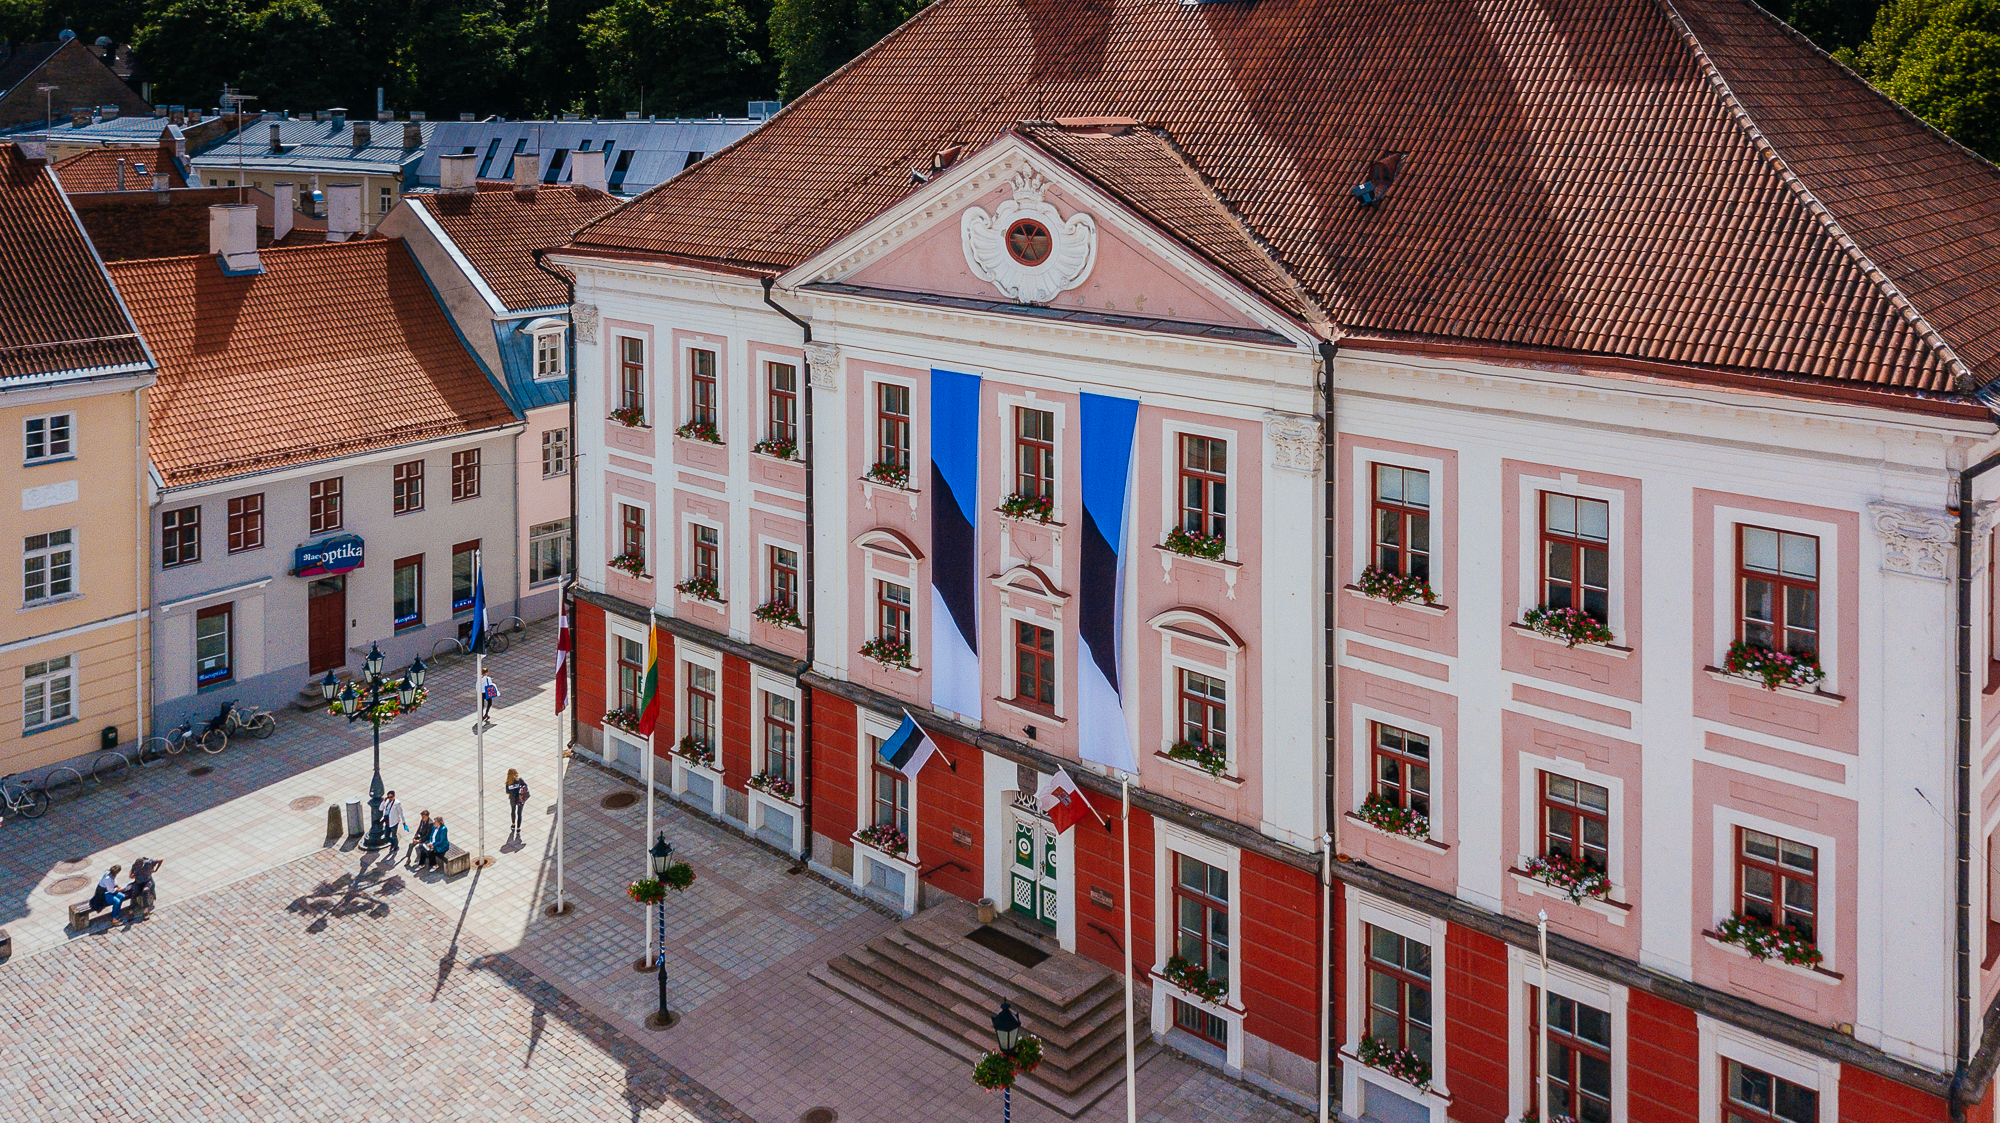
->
70, 107, 90, 129
512, 152, 538, 195
351, 119, 370, 148
101, 105, 119, 120
409, 111, 425, 122
116, 158, 126, 190
325, 183, 362, 241
268, 122, 282, 152
273, 183, 296, 241
438, 152, 476, 193
570, 149, 606, 193
208, 205, 262, 273
329, 107, 346, 128
403, 122, 421, 150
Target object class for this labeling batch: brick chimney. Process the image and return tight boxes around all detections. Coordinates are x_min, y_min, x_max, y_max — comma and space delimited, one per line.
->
352, 119, 371, 148
273, 183, 296, 241
69, 107, 90, 129
269, 123, 282, 153
437, 152, 476, 193
570, 149, 606, 193
209, 204, 262, 273
325, 183, 362, 241
512, 152, 538, 196
403, 122, 422, 150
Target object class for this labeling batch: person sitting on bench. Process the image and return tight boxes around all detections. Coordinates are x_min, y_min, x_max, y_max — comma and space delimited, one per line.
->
90, 865, 126, 921
125, 857, 160, 911
422, 817, 450, 869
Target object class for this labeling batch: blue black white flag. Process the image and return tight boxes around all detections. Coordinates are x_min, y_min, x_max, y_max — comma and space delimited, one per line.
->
469, 550, 489, 656
1077, 392, 1139, 773
876, 711, 945, 778
929, 368, 982, 720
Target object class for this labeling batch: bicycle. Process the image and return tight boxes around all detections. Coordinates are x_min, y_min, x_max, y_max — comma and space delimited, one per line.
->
0, 774, 50, 820
225, 702, 277, 740
137, 718, 206, 765
430, 620, 518, 665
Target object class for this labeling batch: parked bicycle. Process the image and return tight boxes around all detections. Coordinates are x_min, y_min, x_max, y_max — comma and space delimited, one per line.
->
428, 615, 525, 665
0, 774, 49, 821
135, 712, 226, 765
225, 701, 277, 740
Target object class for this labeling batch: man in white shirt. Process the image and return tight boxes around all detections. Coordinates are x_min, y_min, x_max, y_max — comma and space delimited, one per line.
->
92, 865, 126, 921
381, 790, 406, 856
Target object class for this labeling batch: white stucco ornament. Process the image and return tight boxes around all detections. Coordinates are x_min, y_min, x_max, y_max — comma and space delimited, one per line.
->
1867, 501, 1955, 581
571, 303, 599, 344
1264, 412, 1324, 476
961, 172, 1097, 304
803, 342, 841, 391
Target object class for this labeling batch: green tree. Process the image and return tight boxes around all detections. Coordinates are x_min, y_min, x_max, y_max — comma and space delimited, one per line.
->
1851, 0, 2000, 159
132, 0, 255, 105
1770, 0, 1886, 53
241, 0, 359, 113
580, 0, 763, 116
0, 0, 48, 46
767, 0, 925, 100
397, 0, 525, 117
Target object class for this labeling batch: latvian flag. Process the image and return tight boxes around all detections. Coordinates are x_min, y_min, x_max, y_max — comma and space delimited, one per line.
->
554, 608, 571, 713
876, 712, 940, 779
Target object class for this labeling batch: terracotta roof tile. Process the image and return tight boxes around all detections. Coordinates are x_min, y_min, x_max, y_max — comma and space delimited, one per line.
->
570, 0, 2000, 397
108, 239, 516, 487
0, 144, 149, 382
52, 146, 187, 192
414, 184, 622, 311
71, 187, 327, 262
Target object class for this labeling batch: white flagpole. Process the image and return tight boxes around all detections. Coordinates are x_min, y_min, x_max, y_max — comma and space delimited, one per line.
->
554, 613, 568, 915
473, 549, 488, 868
1537, 909, 1550, 1123
1319, 833, 1332, 1123
644, 608, 657, 968
1121, 771, 1136, 1123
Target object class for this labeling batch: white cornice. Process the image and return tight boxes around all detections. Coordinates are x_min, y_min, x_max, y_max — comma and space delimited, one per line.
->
155, 421, 525, 500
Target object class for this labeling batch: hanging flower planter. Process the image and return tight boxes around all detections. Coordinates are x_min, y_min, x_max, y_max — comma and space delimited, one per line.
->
674, 419, 722, 444
1356, 792, 1430, 840
1357, 565, 1438, 606
971, 1051, 1018, 1091
628, 879, 666, 905
661, 861, 695, 892
1163, 526, 1226, 560
866, 461, 910, 488
1357, 1033, 1432, 1092
1166, 740, 1227, 777
1721, 641, 1826, 691
998, 492, 1055, 523
1523, 851, 1611, 902
1521, 605, 1614, 648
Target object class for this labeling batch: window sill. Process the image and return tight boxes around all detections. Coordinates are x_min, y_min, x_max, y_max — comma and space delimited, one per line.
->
196, 677, 237, 694
851, 833, 918, 874
1339, 1045, 1450, 1104
1152, 970, 1242, 1016
1701, 931, 1843, 984
859, 477, 920, 513
1702, 668, 1844, 706
23, 455, 76, 468
676, 590, 726, 609
992, 696, 1063, 724
1342, 811, 1449, 852
1507, 868, 1631, 925
1154, 546, 1241, 599
673, 434, 725, 448
1342, 586, 1448, 616
995, 510, 1065, 529
19, 592, 84, 613
21, 716, 78, 738
751, 449, 802, 466
1508, 622, 1631, 658
607, 418, 652, 430
608, 570, 653, 582
1153, 750, 1243, 787
673, 754, 722, 781
747, 783, 802, 808
861, 657, 921, 677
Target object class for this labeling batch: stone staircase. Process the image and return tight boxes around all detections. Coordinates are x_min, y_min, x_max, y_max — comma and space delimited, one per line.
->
810, 899, 1156, 1116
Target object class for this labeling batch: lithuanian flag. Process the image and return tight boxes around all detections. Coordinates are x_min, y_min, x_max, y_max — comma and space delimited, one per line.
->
634, 626, 662, 736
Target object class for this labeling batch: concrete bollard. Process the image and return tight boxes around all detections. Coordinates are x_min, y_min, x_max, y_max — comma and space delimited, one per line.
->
344, 798, 364, 837
326, 804, 343, 841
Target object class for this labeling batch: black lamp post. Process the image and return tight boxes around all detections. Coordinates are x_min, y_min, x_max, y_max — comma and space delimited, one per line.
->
647, 831, 678, 1029
992, 1000, 1022, 1123
321, 645, 426, 850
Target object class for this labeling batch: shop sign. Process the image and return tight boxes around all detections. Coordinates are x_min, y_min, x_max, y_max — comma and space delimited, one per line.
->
294, 534, 365, 577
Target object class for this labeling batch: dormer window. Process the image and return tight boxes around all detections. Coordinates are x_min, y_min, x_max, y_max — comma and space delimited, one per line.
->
524, 317, 566, 381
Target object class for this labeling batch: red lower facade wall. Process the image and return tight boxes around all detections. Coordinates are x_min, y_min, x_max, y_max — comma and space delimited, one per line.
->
913, 730, 983, 901
1445, 923, 1510, 1123
1627, 989, 1700, 1123
809, 690, 858, 844
575, 601, 606, 729
1241, 851, 1323, 1064
1073, 802, 1157, 980
1840, 1064, 1951, 1123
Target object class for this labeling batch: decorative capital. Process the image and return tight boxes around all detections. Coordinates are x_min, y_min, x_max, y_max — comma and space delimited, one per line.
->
1867, 501, 1955, 581
571, 303, 599, 344
803, 342, 840, 390
1264, 411, 1324, 475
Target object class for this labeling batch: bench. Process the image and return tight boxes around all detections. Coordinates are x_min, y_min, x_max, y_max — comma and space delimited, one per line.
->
67, 890, 152, 931
441, 846, 471, 877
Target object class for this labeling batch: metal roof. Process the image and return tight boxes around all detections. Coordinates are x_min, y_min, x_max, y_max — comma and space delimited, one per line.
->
188, 115, 435, 178
413, 118, 766, 196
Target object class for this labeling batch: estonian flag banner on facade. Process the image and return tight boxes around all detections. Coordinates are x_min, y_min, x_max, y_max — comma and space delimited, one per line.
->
876, 712, 938, 779
1077, 392, 1139, 773
929, 368, 983, 720
468, 551, 489, 656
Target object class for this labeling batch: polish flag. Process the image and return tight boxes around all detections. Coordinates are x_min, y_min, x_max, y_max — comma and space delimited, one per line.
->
554, 608, 571, 713
1035, 767, 1102, 835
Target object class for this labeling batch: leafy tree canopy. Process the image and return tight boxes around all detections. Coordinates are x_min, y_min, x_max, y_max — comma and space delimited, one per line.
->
1850, 0, 2000, 160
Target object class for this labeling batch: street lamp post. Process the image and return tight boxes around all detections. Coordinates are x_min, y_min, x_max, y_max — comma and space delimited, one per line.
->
647, 831, 678, 1029
321, 645, 426, 849
992, 1000, 1022, 1123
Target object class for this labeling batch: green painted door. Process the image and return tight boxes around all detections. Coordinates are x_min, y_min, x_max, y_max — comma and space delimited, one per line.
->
1009, 814, 1058, 929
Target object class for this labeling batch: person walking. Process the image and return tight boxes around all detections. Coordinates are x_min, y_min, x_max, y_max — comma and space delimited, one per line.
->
381, 790, 406, 857
504, 769, 529, 836
476, 673, 499, 730
91, 864, 126, 922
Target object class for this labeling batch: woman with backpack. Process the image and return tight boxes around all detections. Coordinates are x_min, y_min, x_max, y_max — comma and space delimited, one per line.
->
505, 769, 529, 836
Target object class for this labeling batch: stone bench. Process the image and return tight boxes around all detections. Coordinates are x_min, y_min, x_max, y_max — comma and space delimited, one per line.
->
441, 846, 471, 877
68, 890, 152, 930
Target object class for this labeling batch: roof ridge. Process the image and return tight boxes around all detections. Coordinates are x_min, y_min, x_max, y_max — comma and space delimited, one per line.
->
1656, 0, 1973, 393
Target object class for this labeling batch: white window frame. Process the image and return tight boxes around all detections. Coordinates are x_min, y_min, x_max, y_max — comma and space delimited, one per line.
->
1517, 472, 1627, 637
1160, 418, 1240, 561
603, 619, 651, 766
1151, 819, 1243, 1066
1697, 1015, 1838, 1123
740, 667, 804, 855
682, 341, 722, 430
757, 533, 804, 612
1709, 804, 1840, 972
1148, 609, 1241, 777
680, 514, 724, 603
24, 412, 74, 465
1347, 703, 1446, 841
854, 708, 921, 913
613, 496, 652, 572
1505, 949, 1627, 1123
541, 426, 570, 478
997, 602, 1062, 719
864, 370, 921, 482
1349, 444, 1447, 587
855, 535, 921, 673
533, 327, 566, 381
1711, 506, 1842, 693
1514, 752, 1630, 913
754, 348, 801, 448
22, 653, 75, 732
527, 518, 571, 587
675, 643, 722, 753
1342, 887, 1452, 1122
23, 527, 76, 606
996, 390, 1069, 524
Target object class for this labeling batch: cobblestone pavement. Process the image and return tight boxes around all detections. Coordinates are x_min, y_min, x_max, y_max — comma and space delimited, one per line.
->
0, 622, 1310, 1123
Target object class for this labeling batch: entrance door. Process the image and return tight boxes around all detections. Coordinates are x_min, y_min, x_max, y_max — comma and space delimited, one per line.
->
1010, 811, 1059, 929
308, 577, 346, 673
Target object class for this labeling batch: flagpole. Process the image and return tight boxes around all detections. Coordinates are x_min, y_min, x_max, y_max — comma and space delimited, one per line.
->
552, 604, 570, 916
473, 548, 489, 868
644, 608, 658, 968
1120, 771, 1136, 1123
1537, 909, 1550, 1123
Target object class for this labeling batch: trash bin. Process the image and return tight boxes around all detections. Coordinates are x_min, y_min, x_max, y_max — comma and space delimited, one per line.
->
344, 798, 365, 837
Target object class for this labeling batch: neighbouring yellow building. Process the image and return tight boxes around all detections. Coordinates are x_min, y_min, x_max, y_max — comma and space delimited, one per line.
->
0, 143, 155, 777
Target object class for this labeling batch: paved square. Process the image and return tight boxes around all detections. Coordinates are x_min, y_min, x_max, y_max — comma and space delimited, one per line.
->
0, 622, 1311, 1123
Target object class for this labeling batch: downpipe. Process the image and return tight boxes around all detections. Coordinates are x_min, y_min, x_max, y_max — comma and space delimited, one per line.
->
763, 277, 816, 854
1953, 448, 2000, 1120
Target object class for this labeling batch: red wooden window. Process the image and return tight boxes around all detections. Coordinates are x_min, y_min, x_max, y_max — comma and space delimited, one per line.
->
619, 505, 646, 565
1723, 1059, 1818, 1123
1364, 924, 1432, 1062
1173, 852, 1229, 978
1371, 464, 1430, 581
1179, 435, 1227, 541
876, 383, 910, 472
1739, 526, 1819, 656
1542, 772, 1610, 873
763, 692, 796, 784
227, 493, 263, 554
1370, 723, 1430, 818
871, 755, 910, 833
692, 525, 720, 585
684, 663, 716, 749
309, 476, 343, 534
1737, 827, 1818, 942
161, 506, 200, 568
1529, 988, 1613, 1123
1179, 669, 1226, 751
451, 449, 480, 501
1542, 491, 1609, 621
767, 362, 797, 445
878, 581, 912, 645
689, 347, 717, 426
1014, 621, 1055, 708
769, 546, 798, 609
393, 459, 424, 514
619, 337, 645, 416
1015, 407, 1055, 500
615, 637, 644, 712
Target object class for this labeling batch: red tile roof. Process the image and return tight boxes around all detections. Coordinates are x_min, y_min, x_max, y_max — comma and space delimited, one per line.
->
52, 146, 187, 192
108, 239, 518, 487
569, 0, 2000, 398
413, 185, 623, 312
0, 144, 150, 382
72, 187, 327, 262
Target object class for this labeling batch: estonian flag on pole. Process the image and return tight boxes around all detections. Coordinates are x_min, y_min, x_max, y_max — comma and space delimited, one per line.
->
468, 551, 489, 656
877, 711, 940, 779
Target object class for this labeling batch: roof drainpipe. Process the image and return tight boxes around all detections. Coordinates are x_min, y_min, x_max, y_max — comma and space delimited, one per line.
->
529, 246, 582, 771
1316, 336, 1339, 1123
1955, 448, 2000, 1121
763, 276, 815, 864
